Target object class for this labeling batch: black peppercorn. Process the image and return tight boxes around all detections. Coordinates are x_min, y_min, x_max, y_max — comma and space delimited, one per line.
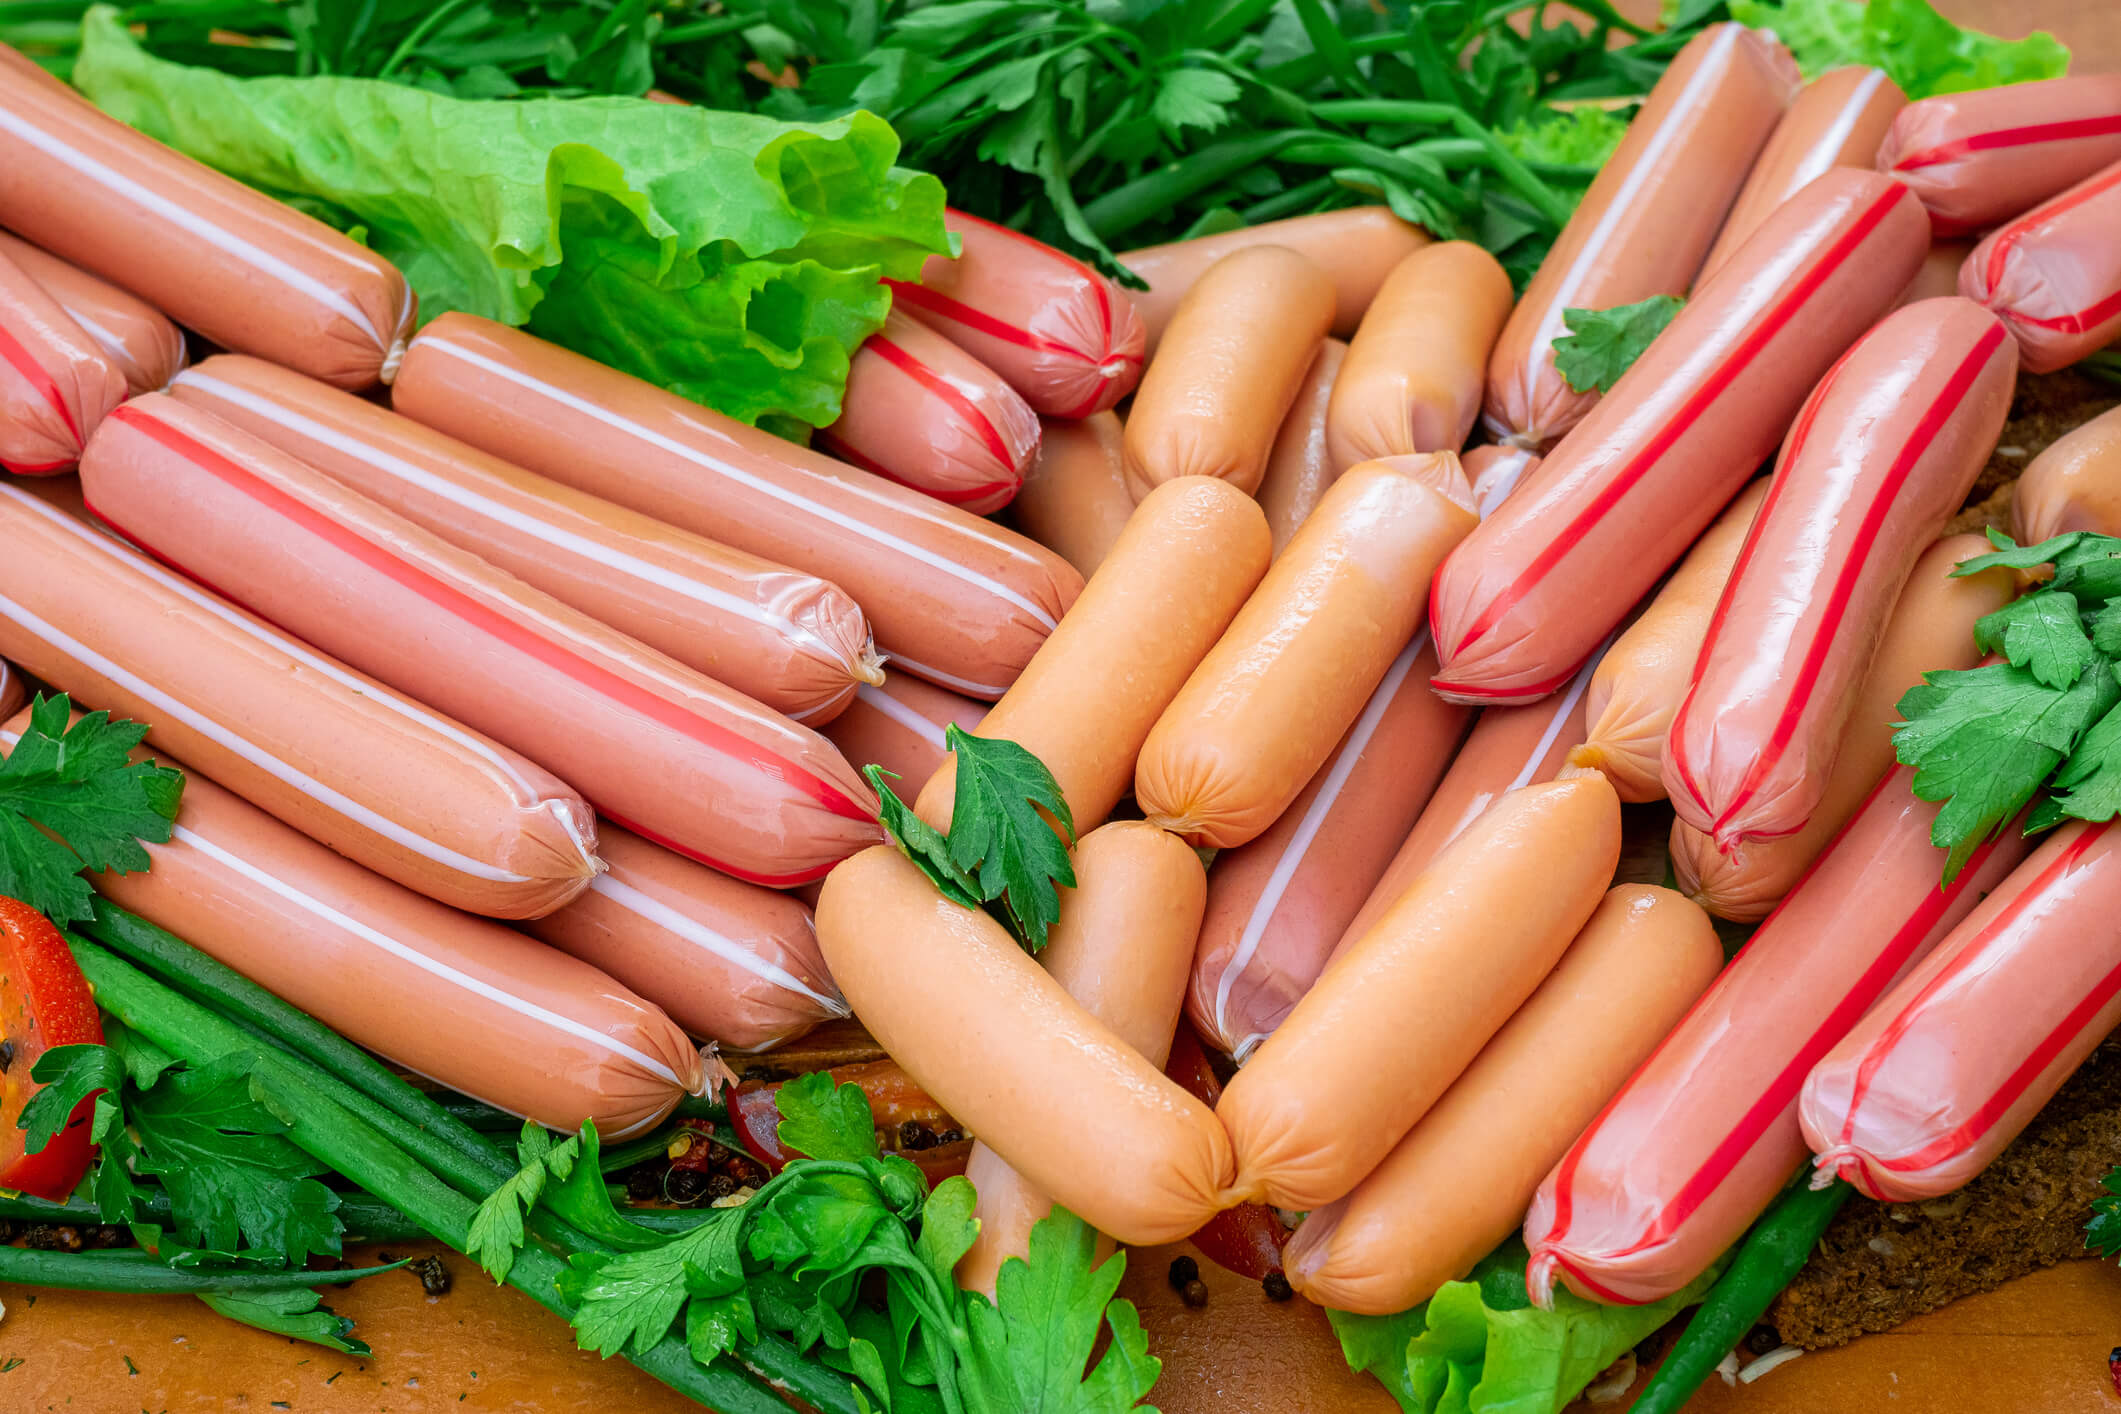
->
1179, 1279, 1209, 1309
1261, 1272, 1293, 1303
1744, 1324, 1782, 1356
665, 1168, 713, 1205
898, 1120, 935, 1151
625, 1164, 663, 1203
22, 1224, 81, 1253
1166, 1255, 1200, 1292
411, 1255, 452, 1297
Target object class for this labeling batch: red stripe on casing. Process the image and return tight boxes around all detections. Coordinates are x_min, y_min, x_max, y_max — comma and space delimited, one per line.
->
1983, 162, 2121, 295
864, 333, 1020, 475
0, 316, 81, 447
1894, 114, 2121, 172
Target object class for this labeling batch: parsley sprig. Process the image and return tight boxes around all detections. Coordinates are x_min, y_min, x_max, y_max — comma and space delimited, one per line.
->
1553, 294, 1685, 395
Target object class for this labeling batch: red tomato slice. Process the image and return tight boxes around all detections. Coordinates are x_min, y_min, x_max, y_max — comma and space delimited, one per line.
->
1167, 1023, 1288, 1280
729, 1059, 971, 1183
0, 897, 105, 1202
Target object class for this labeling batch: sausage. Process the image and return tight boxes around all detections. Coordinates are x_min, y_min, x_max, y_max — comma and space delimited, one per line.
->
168, 354, 881, 725
917, 476, 1271, 836
2012, 403, 2121, 542
521, 823, 847, 1055
1257, 338, 1347, 556
1569, 480, 1767, 802
1324, 242, 1513, 470
1896, 238, 1978, 308
0, 656, 24, 720
80, 395, 880, 888
1136, 454, 1476, 848
1285, 885, 1720, 1315
1121, 245, 1335, 500
1673, 533, 2014, 921
0, 48, 414, 389
1120, 208, 1430, 356
816, 844, 1236, 1245
1, 712, 702, 1138
821, 671, 988, 792
1878, 75, 2121, 237
0, 239, 127, 474
1801, 820, 2121, 1202
389, 313, 1082, 700
1961, 157, 2121, 374
0, 230, 185, 395
957, 821, 1206, 1294
1460, 444, 1541, 518
1219, 775, 1619, 1211
0, 477, 596, 919
1432, 170, 1930, 704
1664, 299, 2016, 848
1521, 766, 2031, 1307
888, 209, 1144, 418
1337, 640, 1608, 949
1184, 632, 1468, 1060
818, 310, 1040, 514
1483, 25, 1798, 449
1007, 411, 1135, 580
1697, 67, 1908, 285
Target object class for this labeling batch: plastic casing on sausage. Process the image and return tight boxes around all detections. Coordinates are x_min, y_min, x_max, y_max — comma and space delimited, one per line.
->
0, 48, 413, 388
391, 313, 1082, 700
1673, 533, 2014, 921
0, 240, 127, 473
1879, 74, 2121, 236
1459, 445, 1541, 518
0, 477, 597, 919
0, 656, 24, 720
1137, 455, 1475, 848
82, 395, 881, 889
1802, 820, 2121, 1202
1186, 634, 1468, 1062
1007, 412, 1135, 580
169, 355, 880, 725
1664, 299, 2015, 847
1483, 24, 1799, 449
821, 671, 989, 794
1961, 158, 2121, 374
0, 230, 186, 396
1258, 339, 1348, 556
1120, 207, 1430, 356
1522, 767, 2031, 1307
889, 209, 1144, 417
817, 845, 1236, 1245
819, 309, 1040, 514
1432, 170, 1930, 704
2012, 403, 2121, 542
521, 823, 848, 1055
1697, 66, 1907, 283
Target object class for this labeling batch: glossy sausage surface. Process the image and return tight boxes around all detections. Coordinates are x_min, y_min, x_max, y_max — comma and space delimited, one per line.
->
1879, 74, 2121, 236
2012, 403, 2121, 542
1460, 444, 1541, 518
1007, 411, 1135, 580
0, 656, 24, 720
821, 671, 989, 794
0, 229, 185, 396
1961, 157, 2121, 374
0, 240, 126, 473
1258, 338, 1347, 556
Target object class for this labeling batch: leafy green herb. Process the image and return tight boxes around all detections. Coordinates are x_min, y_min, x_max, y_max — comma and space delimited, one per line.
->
1553, 295, 1684, 395
1730, 0, 2068, 96
866, 765, 980, 909
199, 1287, 372, 1356
2087, 1167, 2121, 1258
962, 1208, 1159, 1414
19, 1042, 122, 1159
0, 693, 182, 925
467, 1122, 581, 1284
773, 1070, 881, 1163
1974, 590, 2098, 689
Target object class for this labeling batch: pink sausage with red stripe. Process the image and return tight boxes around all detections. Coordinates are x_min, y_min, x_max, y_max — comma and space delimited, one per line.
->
1521, 766, 2031, 1307
888, 209, 1145, 418
819, 310, 1040, 514
1802, 820, 2121, 1202
1961, 157, 2121, 374
0, 240, 126, 474
1879, 74, 2121, 237
1663, 298, 2015, 850
79, 395, 882, 888
1428, 170, 1928, 705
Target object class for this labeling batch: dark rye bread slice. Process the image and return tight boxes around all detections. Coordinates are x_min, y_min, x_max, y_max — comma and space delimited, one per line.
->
1769, 1038, 2121, 1349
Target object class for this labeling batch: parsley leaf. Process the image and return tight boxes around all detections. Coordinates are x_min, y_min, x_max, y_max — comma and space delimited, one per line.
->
1152, 68, 1240, 135
1974, 590, 2099, 688
942, 726, 1076, 953
776, 1071, 882, 1162
962, 1207, 1160, 1414
2046, 697, 2121, 825
199, 1287, 373, 1356
2088, 1167, 2121, 1258
20, 1042, 121, 1158
867, 766, 981, 909
468, 1122, 580, 1283
1552, 296, 1685, 395
2053, 536, 2121, 603
1954, 526, 2084, 575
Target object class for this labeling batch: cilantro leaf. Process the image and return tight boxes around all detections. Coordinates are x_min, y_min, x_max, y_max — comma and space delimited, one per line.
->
199, 1287, 372, 1356
20, 1042, 122, 1158
867, 765, 981, 910
1975, 589, 2098, 688
2045, 696, 2121, 826
776, 1072, 883, 1162
1552, 296, 1684, 395
1152, 68, 1240, 135
467, 1121, 579, 1283
2088, 1167, 2121, 1258
943, 726, 1076, 953
962, 1206, 1160, 1414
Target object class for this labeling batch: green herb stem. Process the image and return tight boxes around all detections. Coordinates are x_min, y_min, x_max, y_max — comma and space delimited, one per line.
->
0, 1187, 425, 1242
1081, 130, 1316, 239
1309, 99, 1572, 225
0, 1245, 404, 1295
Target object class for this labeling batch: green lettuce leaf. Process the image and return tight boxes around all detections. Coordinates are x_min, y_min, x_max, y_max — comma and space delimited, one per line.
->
71, 5, 951, 430
1729, 0, 2069, 97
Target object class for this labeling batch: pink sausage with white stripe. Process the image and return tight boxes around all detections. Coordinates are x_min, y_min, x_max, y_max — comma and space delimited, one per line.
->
821, 670, 989, 793
0, 240, 126, 474
1879, 74, 2121, 237
1960, 157, 2121, 374
1663, 298, 2015, 849
1430, 170, 1929, 705
820, 310, 1040, 514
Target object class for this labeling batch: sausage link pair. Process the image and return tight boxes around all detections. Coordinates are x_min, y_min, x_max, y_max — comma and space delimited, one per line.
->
2012, 403, 2121, 542
170, 354, 881, 725
1285, 885, 1720, 1314
390, 313, 1082, 700
1522, 767, 2031, 1307
0, 46, 413, 388
1484, 24, 1798, 449
1120, 208, 1430, 357
1432, 170, 1930, 704
1137, 455, 1475, 848
1802, 820, 2121, 1202
1664, 299, 2016, 848
81, 395, 880, 888
1879, 74, 2121, 236
957, 822, 1205, 1294
0, 230, 185, 396
0, 239, 127, 473
0, 477, 596, 919
1258, 339, 1348, 556
1961, 157, 2121, 374
821, 671, 988, 795
1220, 776, 1619, 1211
819, 310, 1040, 514
1185, 634, 1469, 1061
1459, 445, 1541, 518
817, 844, 1236, 1245
1673, 534, 2013, 921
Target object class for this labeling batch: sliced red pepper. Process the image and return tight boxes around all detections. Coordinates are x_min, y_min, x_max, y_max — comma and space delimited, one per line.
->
0, 897, 105, 1202
728, 1059, 971, 1184
1168, 1023, 1289, 1281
